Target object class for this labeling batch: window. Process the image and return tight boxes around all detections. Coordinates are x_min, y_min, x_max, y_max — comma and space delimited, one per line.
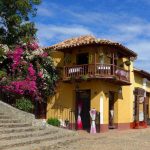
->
76, 53, 89, 65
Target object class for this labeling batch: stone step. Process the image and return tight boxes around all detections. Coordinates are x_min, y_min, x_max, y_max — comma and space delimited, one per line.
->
6, 134, 80, 150
46, 136, 81, 150
0, 115, 11, 119
0, 131, 74, 149
0, 122, 32, 128
0, 129, 59, 140
0, 112, 5, 115
39, 134, 80, 150
0, 117, 11, 120
0, 119, 21, 123
0, 126, 36, 134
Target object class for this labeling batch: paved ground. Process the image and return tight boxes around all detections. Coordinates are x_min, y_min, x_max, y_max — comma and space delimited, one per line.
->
1, 101, 150, 150
53, 127, 150, 150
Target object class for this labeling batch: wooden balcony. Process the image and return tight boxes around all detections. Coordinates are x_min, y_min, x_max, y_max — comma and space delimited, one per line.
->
63, 64, 130, 85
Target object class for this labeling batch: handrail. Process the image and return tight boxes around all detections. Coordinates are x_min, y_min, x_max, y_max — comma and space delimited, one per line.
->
115, 65, 130, 81
63, 63, 130, 82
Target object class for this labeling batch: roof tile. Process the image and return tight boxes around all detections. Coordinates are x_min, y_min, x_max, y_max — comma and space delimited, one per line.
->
43, 35, 137, 57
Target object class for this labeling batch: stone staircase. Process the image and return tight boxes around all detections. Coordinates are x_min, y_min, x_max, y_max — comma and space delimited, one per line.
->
0, 101, 80, 150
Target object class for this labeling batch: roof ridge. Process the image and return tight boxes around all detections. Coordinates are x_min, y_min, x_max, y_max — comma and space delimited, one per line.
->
43, 35, 137, 57
59, 34, 96, 42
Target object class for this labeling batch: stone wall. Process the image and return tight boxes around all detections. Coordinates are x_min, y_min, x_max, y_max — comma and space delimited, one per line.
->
0, 100, 43, 126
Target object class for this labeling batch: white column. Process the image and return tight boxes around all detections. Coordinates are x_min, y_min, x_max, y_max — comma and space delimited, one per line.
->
142, 78, 147, 122
143, 78, 147, 97
100, 96, 104, 124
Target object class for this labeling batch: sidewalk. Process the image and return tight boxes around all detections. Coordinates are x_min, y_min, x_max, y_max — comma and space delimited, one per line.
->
54, 127, 150, 150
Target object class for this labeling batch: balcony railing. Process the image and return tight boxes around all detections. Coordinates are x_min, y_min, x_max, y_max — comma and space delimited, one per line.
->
63, 64, 130, 83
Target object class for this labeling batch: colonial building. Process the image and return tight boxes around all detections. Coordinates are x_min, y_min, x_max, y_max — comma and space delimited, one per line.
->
132, 68, 150, 128
44, 35, 150, 132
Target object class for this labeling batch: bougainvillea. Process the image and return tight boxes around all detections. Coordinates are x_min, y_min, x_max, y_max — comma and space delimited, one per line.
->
11, 47, 23, 70
0, 41, 58, 102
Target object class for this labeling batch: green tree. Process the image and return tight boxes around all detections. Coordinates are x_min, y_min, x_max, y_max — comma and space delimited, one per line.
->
0, 0, 41, 46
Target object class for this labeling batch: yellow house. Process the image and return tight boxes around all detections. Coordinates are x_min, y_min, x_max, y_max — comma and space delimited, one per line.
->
44, 35, 149, 132
132, 68, 150, 128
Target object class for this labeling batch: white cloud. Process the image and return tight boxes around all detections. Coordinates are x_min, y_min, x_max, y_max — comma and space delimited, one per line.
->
126, 40, 150, 71
99, 21, 150, 71
35, 2, 150, 72
127, 40, 150, 57
116, 24, 143, 34
36, 23, 93, 46
37, 7, 53, 17
115, 23, 150, 37
69, 11, 104, 24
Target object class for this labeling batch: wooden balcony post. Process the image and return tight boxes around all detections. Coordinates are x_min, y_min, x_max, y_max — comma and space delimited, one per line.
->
63, 66, 66, 79
94, 52, 96, 75
112, 53, 115, 75
143, 97, 147, 123
135, 95, 139, 123
127, 58, 130, 82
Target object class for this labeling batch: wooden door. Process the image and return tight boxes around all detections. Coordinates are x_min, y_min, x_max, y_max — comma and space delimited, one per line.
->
146, 93, 150, 125
109, 92, 115, 129
76, 90, 91, 130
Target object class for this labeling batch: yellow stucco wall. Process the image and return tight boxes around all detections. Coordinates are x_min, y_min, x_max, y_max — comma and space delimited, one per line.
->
134, 72, 150, 117
47, 79, 133, 125
47, 45, 136, 128
134, 72, 150, 92
119, 61, 135, 123
47, 82, 75, 122
49, 51, 64, 67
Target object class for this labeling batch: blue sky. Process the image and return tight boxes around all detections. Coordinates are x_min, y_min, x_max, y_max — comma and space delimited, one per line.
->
33, 0, 150, 72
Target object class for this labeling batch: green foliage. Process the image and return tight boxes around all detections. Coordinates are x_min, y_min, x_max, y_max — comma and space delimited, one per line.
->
47, 118, 60, 127
0, 47, 4, 56
0, 45, 9, 64
0, 70, 8, 85
124, 60, 131, 66
35, 56, 59, 99
16, 97, 34, 112
81, 74, 88, 81
0, 0, 41, 46
0, 70, 6, 78
64, 54, 71, 64
0, 0, 58, 106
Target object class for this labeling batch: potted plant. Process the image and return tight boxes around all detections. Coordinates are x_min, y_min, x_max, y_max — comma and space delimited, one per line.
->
81, 74, 88, 81
65, 119, 70, 128
47, 118, 61, 127
124, 60, 131, 66
64, 54, 71, 64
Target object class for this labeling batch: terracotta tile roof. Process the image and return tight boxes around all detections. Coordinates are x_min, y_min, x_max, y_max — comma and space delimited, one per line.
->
43, 35, 137, 57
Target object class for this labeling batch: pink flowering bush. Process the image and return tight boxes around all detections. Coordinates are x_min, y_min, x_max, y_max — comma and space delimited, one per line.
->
11, 47, 23, 70
0, 40, 58, 102
28, 41, 39, 50
28, 64, 36, 77
6, 80, 37, 95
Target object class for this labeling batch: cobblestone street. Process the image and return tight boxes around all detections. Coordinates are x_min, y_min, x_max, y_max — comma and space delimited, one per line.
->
54, 128, 150, 150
